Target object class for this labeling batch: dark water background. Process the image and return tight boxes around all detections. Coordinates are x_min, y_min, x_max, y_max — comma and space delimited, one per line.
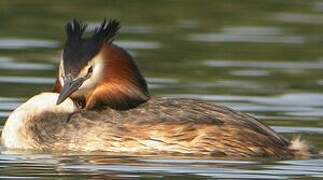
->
1, 0, 323, 179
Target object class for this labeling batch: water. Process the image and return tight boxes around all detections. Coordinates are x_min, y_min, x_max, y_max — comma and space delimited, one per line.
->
1, 0, 323, 179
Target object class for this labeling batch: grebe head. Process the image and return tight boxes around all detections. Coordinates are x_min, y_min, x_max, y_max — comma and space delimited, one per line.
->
55, 19, 150, 110
56, 19, 120, 105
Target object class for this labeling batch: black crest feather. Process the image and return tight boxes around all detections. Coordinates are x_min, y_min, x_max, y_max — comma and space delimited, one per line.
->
64, 18, 120, 44
63, 18, 121, 77
65, 19, 87, 41
92, 19, 121, 44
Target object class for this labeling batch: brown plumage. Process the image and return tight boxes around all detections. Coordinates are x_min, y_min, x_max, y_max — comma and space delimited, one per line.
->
3, 93, 306, 158
84, 44, 149, 110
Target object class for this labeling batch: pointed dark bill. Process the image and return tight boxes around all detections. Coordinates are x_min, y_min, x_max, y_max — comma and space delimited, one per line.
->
56, 78, 84, 105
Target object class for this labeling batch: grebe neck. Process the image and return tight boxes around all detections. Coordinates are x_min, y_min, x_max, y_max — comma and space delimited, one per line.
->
84, 44, 150, 110
1, 93, 77, 149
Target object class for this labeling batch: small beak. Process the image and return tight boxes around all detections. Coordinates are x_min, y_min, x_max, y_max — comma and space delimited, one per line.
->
56, 78, 84, 105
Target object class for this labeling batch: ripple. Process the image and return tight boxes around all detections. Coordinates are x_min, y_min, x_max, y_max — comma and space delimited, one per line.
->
177, 20, 200, 29
260, 159, 323, 177
0, 97, 23, 112
62, 164, 249, 175
272, 126, 323, 134
0, 96, 21, 101
281, 159, 323, 166
0, 39, 58, 50
188, 26, 304, 44
147, 78, 178, 84
0, 176, 35, 179
204, 60, 323, 70
0, 152, 323, 179
0, 154, 59, 165
197, 173, 285, 179
115, 40, 161, 49
222, 26, 282, 36
286, 111, 323, 117
61, 163, 287, 179
0, 57, 12, 63
230, 69, 270, 77
121, 25, 155, 34
272, 13, 323, 24
177, 80, 263, 90
0, 76, 54, 84
0, 101, 21, 111
189, 33, 304, 44
0, 57, 53, 70
0, 111, 11, 118
146, 78, 179, 89
139, 159, 255, 164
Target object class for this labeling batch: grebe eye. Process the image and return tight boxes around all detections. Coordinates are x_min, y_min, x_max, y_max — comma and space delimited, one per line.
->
87, 66, 93, 74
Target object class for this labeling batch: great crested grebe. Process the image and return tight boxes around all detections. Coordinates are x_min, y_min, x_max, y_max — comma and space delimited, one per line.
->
1, 19, 315, 158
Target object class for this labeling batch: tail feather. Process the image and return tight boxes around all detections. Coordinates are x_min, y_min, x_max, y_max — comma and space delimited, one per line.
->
288, 136, 316, 158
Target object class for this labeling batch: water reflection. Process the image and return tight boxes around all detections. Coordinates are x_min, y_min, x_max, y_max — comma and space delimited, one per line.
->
205, 60, 323, 69
1, 153, 323, 179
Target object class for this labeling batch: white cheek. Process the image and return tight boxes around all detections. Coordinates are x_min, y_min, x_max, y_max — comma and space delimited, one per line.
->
78, 62, 104, 91
58, 60, 65, 86
80, 78, 96, 90
59, 76, 64, 86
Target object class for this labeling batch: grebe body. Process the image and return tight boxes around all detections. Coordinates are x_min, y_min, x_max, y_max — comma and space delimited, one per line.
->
0, 19, 315, 158
1, 93, 310, 158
